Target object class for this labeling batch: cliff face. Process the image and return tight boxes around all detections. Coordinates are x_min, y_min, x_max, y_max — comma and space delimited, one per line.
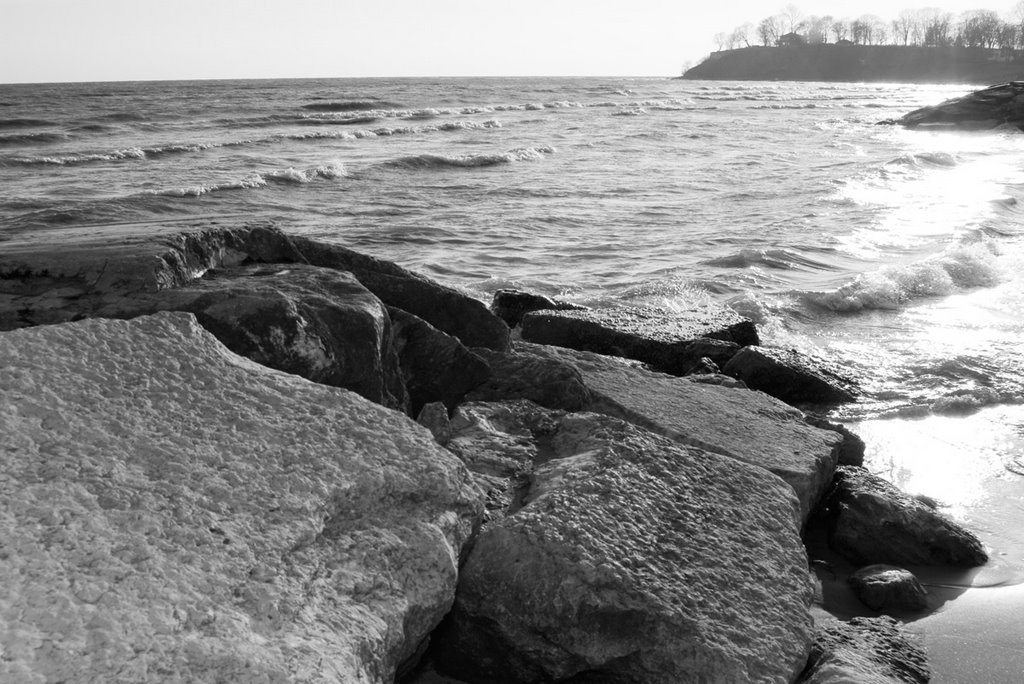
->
683, 44, 1024, 84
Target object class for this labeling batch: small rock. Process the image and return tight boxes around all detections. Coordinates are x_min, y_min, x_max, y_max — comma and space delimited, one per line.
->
416, 401, 452, 446
489, 288, 587, 328
848, 564, 929, 613
824, 465, 988, 567
723, 345, 859, 405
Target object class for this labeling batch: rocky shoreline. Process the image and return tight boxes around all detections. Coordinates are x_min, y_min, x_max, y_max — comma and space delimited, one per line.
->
0, 221, 988, 682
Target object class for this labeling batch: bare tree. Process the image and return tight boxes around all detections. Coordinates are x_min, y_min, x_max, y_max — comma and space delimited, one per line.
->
957, 10, 1001, 48
714, 32, 728, 51
782, 4, 804, 33
803, 15, 830, 44
731, 23, 753, 48
831, 19, 851, 43
758, 15, 783, 46
922, 10, 954, 47
893, 10, 915, 45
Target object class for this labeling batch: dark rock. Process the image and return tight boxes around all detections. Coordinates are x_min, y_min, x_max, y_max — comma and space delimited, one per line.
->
416, 401, 452, 446
144, 264, 410, 411
848, 565, 929, 614
804, 416, 866, 467
893, 81, 1024, 130
722, 345, 859, 405
489, 288, 587, 328
432, 408, 813, 684
291, 236, 511, 351
824, 466, 988, 567
464, 345, 594, 411
388, 306, 491, 415
520, 305, 756, 375
798, 616, 930, 684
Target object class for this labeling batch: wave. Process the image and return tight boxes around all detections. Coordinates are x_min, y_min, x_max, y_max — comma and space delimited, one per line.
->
153, 162, 347, 198
382, 145, 555, 170
264, 162, 347, 184
301, 100, 400, 112
0, 132, 69, 146
703, 248, 834, 271
887, 151, 959, 169
805, 241, 1002, 312
0, 118, 56, 129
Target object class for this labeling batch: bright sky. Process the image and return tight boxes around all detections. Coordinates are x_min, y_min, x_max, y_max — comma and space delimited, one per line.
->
0, 1, 1006, 83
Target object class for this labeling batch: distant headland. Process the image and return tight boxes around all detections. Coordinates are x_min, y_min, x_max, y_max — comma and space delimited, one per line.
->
683, 6, 1024, 83
682, 44, 1024, 84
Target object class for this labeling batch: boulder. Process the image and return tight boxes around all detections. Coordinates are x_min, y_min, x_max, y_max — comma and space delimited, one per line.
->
824, 466, 988, 567
489, 288, 587, 328
722, 345, 859, 405
416, 401, 452, 446
798, 616, 930, 684
291, 236, 511, 351
804, 416, 866, 467
387, 306, 491, 415
0, 312, 483, 683
891, 81, 1024, 130
520, 304, 756, 375
848, 565, 929, 614
514, 343, 844, 522
466, 345, 594, 411
432, 409, 813, 684
153, 264, 409, 412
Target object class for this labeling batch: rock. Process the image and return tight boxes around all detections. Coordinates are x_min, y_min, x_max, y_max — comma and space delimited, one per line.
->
798, 616, 930, 684
520, 304, 757, 375
892, 81, 1024, 130
417, 401, 452, 446
848, 565, 929, 614
465, 345, 594, 411
489, 288, 587, 328
0, 312, 483, 683
291, 236, 511, 351
155, 264, 409, 412
804, 416, 866, 467
518, 343, 844, 522
432, 410, 813, 684
387, 307, 491, 415
824, 466, 988, 567
445, 401, 565, 521
722, 345, 859, 405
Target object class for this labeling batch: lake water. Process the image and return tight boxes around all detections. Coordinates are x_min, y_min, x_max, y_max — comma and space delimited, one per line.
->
3, 76, 1023, 681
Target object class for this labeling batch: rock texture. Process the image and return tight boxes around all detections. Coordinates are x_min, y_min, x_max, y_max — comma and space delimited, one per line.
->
723, 345, 859, 406
489, 288, 587, 328
848, 565, 929, 614
798, 616, 930, 684
433, 410, 813, 684
892, 81, 1024, 130
824, 466, 988, 567
0, 312, 483, 683
520, 304, 757, 375
498, 343, 844, 521
466, 345, 594, 411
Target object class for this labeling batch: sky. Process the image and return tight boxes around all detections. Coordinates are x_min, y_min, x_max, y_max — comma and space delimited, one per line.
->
0, 1, 1007, 84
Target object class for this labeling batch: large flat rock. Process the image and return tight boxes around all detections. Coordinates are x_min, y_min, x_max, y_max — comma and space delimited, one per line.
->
433, 408, 813, 683
0, 312, 482, 683
516, 343, 843, 522
520, 304, 757, 375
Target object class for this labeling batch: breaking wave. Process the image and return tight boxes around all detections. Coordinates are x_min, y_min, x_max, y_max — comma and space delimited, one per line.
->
383, 146, 555, 170
805, 242, 1002, 312
0, 132, 69, 146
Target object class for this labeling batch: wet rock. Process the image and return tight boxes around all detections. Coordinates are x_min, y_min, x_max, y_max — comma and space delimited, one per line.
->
798, 616, 930, 684
465, 345, 594, 411
520, 304, 756, 375
489, 288, 587, 328
520, 343, 844, 522
388, 306, 491, 415
804, 416, 866, 467
432, 410, 813, 684
0, 312, 483, 684
848, 565, 929, 614
722, 345, 859, 405
892, 81, 1024, 130
824, 466, 988, 567
291, 236, 511, 351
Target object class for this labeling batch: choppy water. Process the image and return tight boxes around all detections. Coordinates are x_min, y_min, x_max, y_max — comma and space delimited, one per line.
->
3, 77, 1024, 679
